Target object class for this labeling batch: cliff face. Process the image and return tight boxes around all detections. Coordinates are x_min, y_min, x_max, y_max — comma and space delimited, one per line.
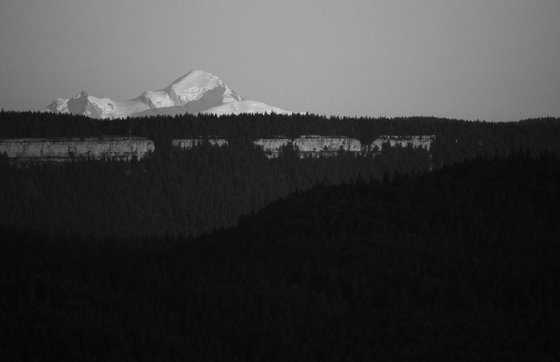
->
254, 136, 362, 158
253, 138, 291, 157
172, 138, 229, 149
0, 138, 154, 162
370, 135, 435, 152
294, 136, 362, 154
254, 135, 436, 158
0, 135, 436, 162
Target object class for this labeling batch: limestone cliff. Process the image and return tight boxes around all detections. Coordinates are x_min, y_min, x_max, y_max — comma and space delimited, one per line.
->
171, 138, 229, 149
252, 138, 292, 157
370, 135, 435, 152
254, 136, 362, 158
0, 137, 155, 162
0, 135, 436, 162
293, 136, 362, 154
254, 135, 436, 158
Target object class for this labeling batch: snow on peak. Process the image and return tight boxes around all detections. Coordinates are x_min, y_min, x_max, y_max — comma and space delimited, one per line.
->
168, 70, 222, 90
164, 70, 242, 106
45, 70, 288, 119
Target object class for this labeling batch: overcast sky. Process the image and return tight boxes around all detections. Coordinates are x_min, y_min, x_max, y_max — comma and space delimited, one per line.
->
0, 0, 559, 121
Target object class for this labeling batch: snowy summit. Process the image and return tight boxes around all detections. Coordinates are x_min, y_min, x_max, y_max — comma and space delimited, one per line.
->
45, 70, 291, 119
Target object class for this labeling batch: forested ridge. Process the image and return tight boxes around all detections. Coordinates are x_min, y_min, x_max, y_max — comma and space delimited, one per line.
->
1, 111, 559, 238
1, 112, 560, 360
1, 152, 559, 360
2, 111, 560, 161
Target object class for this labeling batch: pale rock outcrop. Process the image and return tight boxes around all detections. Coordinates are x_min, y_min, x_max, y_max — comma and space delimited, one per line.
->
293, 136, 362, 155
172, 138, 229, 149
0, 137, 154, 162
370, 135, 435, 152
253, 136, 362, 158
0, 135, 437, 162
252, 137, 292, 157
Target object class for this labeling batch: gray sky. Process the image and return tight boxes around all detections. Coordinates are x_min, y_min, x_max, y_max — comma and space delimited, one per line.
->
1, 0, 559, 121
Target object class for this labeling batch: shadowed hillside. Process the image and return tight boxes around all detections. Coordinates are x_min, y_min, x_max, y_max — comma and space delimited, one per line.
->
1, 152, 559, 360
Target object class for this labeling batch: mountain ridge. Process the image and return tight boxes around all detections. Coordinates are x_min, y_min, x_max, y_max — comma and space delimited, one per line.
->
45, 70, 291, 119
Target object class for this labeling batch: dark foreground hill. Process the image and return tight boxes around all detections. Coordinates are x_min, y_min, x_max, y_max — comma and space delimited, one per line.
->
1, 152, 559, 361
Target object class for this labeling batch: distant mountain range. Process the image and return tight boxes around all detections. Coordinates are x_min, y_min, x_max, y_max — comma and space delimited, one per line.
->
45, 70, 291, 119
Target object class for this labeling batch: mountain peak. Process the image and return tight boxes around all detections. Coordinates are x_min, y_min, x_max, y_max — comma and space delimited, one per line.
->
45, 70, 290, 119
168, 70, 218, 87
163, 70, 241, 106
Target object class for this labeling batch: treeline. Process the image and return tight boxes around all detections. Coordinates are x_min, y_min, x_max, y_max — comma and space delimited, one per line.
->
2, 110, 560, 165
1, 152, 559, 360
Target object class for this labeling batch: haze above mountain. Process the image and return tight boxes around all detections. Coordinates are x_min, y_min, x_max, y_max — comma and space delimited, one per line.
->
45, 70, 291, 119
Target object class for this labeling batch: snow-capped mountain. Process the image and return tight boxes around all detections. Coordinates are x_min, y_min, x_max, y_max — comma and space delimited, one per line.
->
45, 70, 291, 119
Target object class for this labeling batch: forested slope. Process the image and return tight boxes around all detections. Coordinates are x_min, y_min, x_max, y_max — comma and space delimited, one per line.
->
1, 152, 559, 360
0, 145, 430, 237
2, 111, 559, 238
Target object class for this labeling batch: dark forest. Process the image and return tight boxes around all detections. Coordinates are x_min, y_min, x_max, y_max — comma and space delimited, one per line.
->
1, 112, 559, 360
